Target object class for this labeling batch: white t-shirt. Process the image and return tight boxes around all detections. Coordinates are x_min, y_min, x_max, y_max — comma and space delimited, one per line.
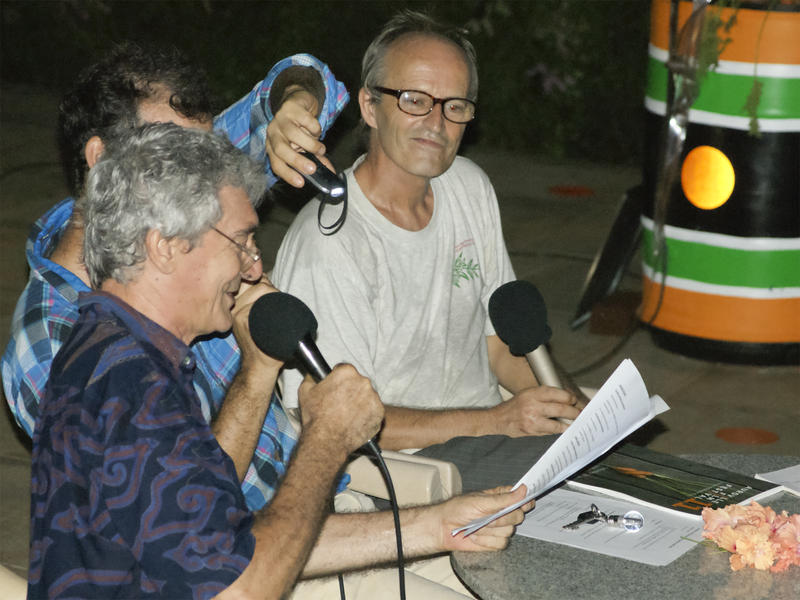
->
272, 155, 515, 410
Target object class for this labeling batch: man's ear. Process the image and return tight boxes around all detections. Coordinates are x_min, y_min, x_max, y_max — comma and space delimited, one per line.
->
84, 136, 105, 169
358, 88, 378, 129
145, 229, 183, 275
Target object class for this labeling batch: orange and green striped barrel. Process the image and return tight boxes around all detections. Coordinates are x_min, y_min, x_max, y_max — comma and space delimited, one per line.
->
641, 0, 799, 364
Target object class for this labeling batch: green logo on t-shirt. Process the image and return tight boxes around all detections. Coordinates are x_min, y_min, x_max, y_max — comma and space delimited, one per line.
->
452, 252, 480, 287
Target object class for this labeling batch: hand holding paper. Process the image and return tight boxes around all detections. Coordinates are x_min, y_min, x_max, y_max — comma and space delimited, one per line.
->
453, 359, 669, 536
442, 486, 535, 551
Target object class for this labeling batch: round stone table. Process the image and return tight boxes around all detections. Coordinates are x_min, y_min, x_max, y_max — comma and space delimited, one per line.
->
449, 453, 799, 600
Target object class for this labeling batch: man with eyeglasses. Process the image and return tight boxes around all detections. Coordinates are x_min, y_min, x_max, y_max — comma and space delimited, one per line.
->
273, 10, 585, 452
28, 123, 531, 600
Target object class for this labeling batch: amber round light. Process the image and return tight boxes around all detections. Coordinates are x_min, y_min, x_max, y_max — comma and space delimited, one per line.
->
681, 145, 735, 210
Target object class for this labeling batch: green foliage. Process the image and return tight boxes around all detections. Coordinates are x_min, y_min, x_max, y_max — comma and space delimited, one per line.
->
452, 253, 480, 288
743, 78, 764, 137
742, 0, 783, 137
696, 2, 738, 91
695, 0, 777, 138
1, 0, 650, 165
461, 0, 650, 163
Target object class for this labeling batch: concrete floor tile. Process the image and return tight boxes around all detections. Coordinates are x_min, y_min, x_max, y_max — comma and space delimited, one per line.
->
0, 455, 30, 576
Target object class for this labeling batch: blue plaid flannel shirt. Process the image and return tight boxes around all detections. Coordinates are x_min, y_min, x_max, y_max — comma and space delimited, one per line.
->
214, 53, 349, 188
1, 53, 349, 510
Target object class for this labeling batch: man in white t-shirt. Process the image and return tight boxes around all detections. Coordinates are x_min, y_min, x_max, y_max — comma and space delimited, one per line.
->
273, 10, 585, 451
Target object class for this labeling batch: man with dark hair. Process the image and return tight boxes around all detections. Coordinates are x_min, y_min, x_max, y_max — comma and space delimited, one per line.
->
274, 10, 587, 450
28, 123, 531, 599
57, 43, 216, 196
2, 42, 346, 510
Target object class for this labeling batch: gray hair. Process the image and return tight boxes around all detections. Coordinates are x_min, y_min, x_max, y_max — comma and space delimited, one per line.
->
361, 9, 479, 102
83, 122, 267, 288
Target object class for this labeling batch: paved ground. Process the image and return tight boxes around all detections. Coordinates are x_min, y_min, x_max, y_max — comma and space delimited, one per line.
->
1, 83, 798, 579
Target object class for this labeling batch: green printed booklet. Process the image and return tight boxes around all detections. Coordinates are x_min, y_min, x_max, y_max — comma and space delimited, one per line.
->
566, 444, 784, 520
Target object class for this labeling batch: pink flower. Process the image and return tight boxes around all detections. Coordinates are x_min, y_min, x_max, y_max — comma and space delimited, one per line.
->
701, 502, 799, 573
701, 504, 750, 537
713, 525, 739, 552
741, 502, 777, 529
771, 513, 800, 573
729, 524, 773, 570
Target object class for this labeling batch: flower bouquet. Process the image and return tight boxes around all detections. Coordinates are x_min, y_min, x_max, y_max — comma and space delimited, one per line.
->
702, 502, 800, 572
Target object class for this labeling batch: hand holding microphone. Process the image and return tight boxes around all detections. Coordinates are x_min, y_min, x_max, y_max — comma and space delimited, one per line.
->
297, 152, 346, 202
489, 281, 581, 429
248, 292, 383, 455
264, 86, 326, 189
297, 364, 384, 456
231, 279, 285, 380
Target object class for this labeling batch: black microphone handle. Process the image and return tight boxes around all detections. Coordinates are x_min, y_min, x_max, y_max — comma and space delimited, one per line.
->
296, 336, 331, 382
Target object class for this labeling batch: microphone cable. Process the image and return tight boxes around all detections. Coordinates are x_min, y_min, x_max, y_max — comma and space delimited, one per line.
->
247, 292, 404, 598
316, 162, 348, 236
318, 191, 347, 236
338, 439, 406, 600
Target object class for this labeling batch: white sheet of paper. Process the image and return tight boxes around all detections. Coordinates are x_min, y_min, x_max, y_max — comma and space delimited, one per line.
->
453, 359, 669, 536
756, 464, 800, 495
516, 487, 703, 566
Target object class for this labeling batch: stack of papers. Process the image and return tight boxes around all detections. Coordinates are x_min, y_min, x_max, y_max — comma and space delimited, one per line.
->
453, 359, 668, 536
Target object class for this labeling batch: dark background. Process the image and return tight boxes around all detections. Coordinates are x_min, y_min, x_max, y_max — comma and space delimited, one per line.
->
1, 0, 651, 166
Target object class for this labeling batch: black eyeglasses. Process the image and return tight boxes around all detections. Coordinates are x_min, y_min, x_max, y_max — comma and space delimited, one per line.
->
373, 87, 476, 124
211, 227, 261, 275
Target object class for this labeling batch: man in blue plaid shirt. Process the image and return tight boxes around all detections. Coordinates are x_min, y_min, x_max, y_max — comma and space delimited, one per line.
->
1, 42, 349, 511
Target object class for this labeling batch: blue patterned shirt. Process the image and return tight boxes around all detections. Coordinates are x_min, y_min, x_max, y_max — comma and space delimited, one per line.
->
29, 291, 255, 599
2, 53, 349, 510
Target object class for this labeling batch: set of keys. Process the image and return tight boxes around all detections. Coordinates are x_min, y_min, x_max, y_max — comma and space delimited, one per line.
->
562, 503, 644, 532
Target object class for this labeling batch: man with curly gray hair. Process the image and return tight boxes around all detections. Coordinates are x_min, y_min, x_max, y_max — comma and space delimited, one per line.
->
28, 123, 531, 600
82, 126, 268, 290
3, 42, 349, 513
